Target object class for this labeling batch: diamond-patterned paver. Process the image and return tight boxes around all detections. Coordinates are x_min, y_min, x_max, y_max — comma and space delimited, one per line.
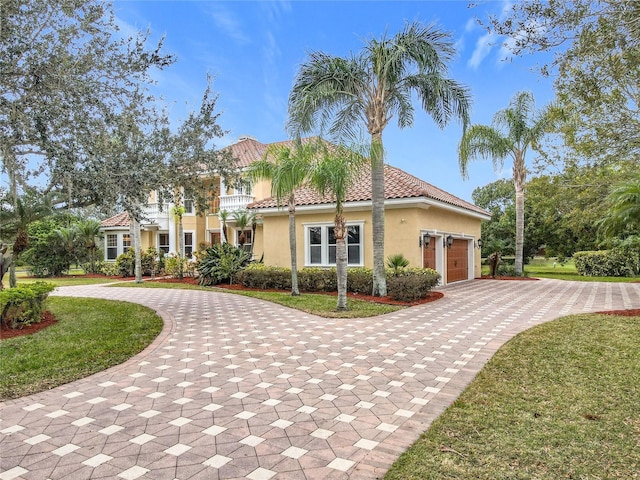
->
1, 279, 637, 479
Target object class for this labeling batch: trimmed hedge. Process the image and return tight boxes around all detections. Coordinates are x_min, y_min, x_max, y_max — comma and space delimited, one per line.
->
387, 268, 441, 302
236, 264, 440, 302
0, 282, 55, 329
573, 247, 640, 277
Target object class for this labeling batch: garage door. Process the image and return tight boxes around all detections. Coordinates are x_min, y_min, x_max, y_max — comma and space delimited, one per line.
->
422, 239, 436, 270
447, 239, 469, 283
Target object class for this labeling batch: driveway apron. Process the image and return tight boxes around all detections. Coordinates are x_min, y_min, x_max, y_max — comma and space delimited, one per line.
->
1, 279, 638, 480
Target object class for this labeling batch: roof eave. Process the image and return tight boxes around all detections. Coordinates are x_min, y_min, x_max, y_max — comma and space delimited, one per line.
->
251, 196, 491, 220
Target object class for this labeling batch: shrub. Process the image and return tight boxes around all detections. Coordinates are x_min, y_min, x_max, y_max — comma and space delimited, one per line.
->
197, 243, 252, 286
236, 264, 292, 290
386, 268, 440, 302
497, 264, 525, 277
0, 282, 55, 329
100, 261, 120, 277
347, 268, 373, 294
298, 267, 337, 292
574, 247, 640, 277
386, 254, 410, 276
164, 254, 181, 277
236, 265, 439, 301
113, 248, 158, 277
21, 219, 74, 277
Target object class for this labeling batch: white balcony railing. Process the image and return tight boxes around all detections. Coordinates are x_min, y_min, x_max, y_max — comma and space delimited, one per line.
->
219, 194, 254, 212
142, 203, 172, 221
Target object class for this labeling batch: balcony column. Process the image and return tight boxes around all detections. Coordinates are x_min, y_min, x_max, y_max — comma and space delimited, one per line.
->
220, 177, 227, 198
168, 204, 177, 254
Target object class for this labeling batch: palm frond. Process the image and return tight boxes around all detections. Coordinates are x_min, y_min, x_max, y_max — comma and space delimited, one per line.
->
458, 125, 511, 178
287, 52, 367, 140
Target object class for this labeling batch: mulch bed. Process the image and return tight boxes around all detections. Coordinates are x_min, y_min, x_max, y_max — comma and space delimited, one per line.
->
1, 311, 57, 340
596, 309, 640, 317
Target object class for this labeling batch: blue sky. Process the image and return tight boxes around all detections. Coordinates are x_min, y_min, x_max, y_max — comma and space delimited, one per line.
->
114, 0, 555, 203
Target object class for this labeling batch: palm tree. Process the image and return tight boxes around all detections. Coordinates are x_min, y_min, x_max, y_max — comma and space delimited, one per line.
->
232, 210, 253, 249
309, 144, 365, 310
598, 174, 640, 241
218, 209, 230, 244
287, 21, 471, 296
76, 219, 102, 273
245, 139, 319, 296
172, 204, 187, 279
458, 91, 556, 276
55, 226, 79, 272
0, 190, 52, 287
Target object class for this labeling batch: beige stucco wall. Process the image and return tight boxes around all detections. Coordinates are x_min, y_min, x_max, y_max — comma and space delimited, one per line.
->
255, 203, 484, 283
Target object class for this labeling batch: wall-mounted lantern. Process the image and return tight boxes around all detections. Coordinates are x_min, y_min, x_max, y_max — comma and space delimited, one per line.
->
476, 238, 483, 249
419, 232, 431, 248
445, 234, 454, 248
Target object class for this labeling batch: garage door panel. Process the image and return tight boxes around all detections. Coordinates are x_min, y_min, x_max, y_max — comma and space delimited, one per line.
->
447, 239, 468, 283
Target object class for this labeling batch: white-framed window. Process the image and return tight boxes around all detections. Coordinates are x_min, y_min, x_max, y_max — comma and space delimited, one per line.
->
183, 198, 195, 214
158, 233, 170, 253
106, 234, 118, 260
236, 229, 252, 252
184, 232, 194, 258
304, 222, 364, 266
123, 234, 131, 253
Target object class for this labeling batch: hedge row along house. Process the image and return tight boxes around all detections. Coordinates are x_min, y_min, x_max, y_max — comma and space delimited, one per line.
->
99, 136, 491, 285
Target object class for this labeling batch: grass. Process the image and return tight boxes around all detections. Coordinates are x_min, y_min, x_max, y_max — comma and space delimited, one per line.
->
118, 280, 403, 318
0, 297, 163, 400
16, 275, 120, 286
217, 288, 403, 318
482, 257, 639, 282
384, 313, 640, 480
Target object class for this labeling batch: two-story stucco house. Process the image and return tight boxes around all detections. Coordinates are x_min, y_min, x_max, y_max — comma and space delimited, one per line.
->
100, 136, 491, 285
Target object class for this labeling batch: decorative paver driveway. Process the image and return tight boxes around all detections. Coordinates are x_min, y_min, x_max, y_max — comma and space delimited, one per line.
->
1, 279, 638, 480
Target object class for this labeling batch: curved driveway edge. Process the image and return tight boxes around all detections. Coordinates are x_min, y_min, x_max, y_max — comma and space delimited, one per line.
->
1, 279, 638, 480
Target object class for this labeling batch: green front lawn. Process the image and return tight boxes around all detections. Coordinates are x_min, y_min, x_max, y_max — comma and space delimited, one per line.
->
385, 312, 640, 479
118, 280, 404, 318
482, 257, 639, 282
0, 297, 163, 400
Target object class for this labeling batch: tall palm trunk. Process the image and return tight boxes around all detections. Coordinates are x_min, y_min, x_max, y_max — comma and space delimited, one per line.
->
177, 215, 184, 279
129, 212, 143, 283
370, 134, 387, 297
513, 153, 526, 276
334, 214, 348, 310
288, 196, 300, 296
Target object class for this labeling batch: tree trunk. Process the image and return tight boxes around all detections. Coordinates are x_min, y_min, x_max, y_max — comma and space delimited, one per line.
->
370, 134, 387, 296
130, 214, 143, 283
513, 153, 526, 276
288, 198, 300, 296
9, 256, 17, 288
335, 214, 348, 310
177, 214, 184, 279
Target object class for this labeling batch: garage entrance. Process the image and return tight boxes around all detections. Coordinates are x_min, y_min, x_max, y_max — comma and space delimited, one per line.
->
447, 238, 469, 283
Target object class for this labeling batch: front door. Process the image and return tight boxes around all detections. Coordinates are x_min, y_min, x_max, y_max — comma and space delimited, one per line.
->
447, 239, 469, 283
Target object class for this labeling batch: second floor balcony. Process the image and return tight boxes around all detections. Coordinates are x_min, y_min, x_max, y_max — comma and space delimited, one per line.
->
219, 194, 254, 213
143, 203, 172, 220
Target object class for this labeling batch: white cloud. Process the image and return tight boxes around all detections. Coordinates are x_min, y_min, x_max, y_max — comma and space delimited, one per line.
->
207, 4, 250, 45
465, 17, 477, 32
467, 32, 496, 70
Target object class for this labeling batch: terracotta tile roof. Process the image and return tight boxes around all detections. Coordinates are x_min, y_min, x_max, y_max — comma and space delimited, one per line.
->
226, 136, 318, 168
249, 163, 490, 217
100, 212, 130, 228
